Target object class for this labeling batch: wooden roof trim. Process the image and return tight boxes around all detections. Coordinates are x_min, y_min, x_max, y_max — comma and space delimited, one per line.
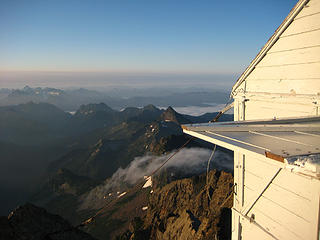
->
231, 0, 310, 95
265, 151, 285, 163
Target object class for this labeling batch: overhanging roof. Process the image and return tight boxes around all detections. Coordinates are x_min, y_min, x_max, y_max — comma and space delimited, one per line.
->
182, 117, 320, 162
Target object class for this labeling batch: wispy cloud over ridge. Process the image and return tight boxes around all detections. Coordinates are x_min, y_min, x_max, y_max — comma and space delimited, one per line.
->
79, 147, 233, 209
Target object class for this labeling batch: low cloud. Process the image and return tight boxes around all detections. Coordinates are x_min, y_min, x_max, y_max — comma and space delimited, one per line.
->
79, 147, 233, 210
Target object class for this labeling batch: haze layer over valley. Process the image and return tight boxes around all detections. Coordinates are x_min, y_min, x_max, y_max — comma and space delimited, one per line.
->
0, 85, 230, 113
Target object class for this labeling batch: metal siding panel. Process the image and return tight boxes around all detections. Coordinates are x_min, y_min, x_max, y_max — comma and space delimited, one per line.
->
246, 62, 320, 81
272, 170, 315, 201
297, 0, 320, 19
243, 185, 256, 214
244, 156, 281, 185
244, 168, 276, 194
241, 218, 277, 240
241, 161, 282, 216
245, 78, 320, 95
283, 12, 320, 37
259, 46, 320, 67
269, 29, 320, 53
252, 197, 312, 239
262, 183, 313, 223
241, 166, 320, 240
249, 207, 305, 240
245, 100, 316, 120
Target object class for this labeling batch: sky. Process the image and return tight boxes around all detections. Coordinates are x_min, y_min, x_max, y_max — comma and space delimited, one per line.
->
0, 0, 296, 90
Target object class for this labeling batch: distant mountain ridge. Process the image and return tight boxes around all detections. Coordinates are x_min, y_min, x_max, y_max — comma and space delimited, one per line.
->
0, 86, 229, 111
0, 101, 233, 145
0, 102, 70, 145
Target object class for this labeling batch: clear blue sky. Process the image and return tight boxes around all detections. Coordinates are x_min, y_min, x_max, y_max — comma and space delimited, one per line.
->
0, 0, 296, 89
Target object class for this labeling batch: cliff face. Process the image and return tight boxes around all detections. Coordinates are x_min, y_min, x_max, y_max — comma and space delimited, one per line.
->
119, 170, 234, 240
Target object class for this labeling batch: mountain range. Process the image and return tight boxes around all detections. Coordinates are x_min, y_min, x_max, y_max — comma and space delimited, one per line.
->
0, 86, 229, 111
0, 99, 233, 240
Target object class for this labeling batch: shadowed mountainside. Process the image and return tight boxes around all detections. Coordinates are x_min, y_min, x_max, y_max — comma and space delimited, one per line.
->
0, 203, 96, 240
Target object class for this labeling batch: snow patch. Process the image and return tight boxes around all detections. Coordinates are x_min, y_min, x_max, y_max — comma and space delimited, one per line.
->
285, 154, 320, 177
117, 192, 127, 198
143, 176, 152, 188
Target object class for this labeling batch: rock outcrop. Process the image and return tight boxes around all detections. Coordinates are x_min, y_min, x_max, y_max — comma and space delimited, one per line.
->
118, 169, 234, 240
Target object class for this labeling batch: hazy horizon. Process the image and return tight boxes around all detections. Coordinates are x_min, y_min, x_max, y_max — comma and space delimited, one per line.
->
0, 70, 238, 91
1, 0, 295, 91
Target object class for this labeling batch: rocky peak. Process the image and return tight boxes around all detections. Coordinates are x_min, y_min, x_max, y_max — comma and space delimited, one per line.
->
161, 106, 191, 124
142, 104, 159, 112
76, 103, 115, 116
22, 85, 33, 93
160, 106, 178, 123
